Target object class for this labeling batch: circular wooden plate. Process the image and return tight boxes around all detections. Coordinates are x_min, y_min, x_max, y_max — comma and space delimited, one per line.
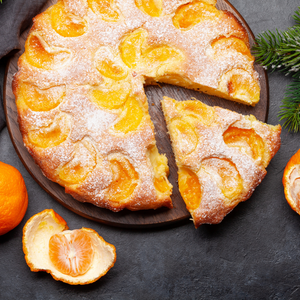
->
4, 0, 268, 228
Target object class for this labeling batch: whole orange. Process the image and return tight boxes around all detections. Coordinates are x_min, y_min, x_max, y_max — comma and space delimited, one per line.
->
0, 161, 28, 235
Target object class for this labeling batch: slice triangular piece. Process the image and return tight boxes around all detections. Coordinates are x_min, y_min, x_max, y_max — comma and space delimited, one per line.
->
162, 97, 281, 228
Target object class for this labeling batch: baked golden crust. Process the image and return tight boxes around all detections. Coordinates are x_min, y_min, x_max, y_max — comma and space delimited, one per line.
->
13, 0, 260, 212
162, 97, 281, 227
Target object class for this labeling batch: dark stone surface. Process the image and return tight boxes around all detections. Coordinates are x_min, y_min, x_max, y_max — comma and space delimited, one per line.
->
1, 1, 300, 299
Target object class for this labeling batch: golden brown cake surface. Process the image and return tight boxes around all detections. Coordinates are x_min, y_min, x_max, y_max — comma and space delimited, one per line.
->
13, 0, 260, 212
162, 97, 281, 227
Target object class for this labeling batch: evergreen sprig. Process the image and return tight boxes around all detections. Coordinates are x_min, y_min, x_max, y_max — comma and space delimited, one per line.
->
278, 81, 300, 132
253, 7, 300, 132
253, 27, 300, 78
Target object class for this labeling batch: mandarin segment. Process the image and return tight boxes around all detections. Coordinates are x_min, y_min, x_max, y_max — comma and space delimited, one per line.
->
223, 126, 265, 164
21, 83, 65, 112
28, 115, 70, 148
25, 34, 70, 70
178, 168, 202, 211
154, 176, 170, 193
135, 0, 162, 17
87, 0, 121, 22
176, 100, 214, 126
169, 119, 198, 156
96, 59, 128, 80
113, 96, 144, 134
95, 48, 128, 81
211, 37, 253, 60
218, 69, 260, 105
173, 1, 221, 30
201, 158, 243, 205
142, 46, 184, 74
106, 156, 139, 202
51, 1, 87, 37
90, 83, 131, 109
59, 141, 97, 185
120, 28, 148, 69
49, 229, 94, 277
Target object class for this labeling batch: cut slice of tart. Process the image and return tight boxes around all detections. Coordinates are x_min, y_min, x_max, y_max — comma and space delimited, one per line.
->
161, 97, 281, 227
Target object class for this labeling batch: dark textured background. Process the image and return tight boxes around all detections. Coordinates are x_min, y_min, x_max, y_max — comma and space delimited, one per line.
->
1, 1, 300, 299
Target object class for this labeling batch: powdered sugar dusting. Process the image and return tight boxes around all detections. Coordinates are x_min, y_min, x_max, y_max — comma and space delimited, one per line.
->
162, 97, 280, 226
14, 0, 261, 212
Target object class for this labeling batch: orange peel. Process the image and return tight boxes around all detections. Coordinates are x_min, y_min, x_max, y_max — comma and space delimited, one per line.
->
283, 149, 300, 215
22, 209, 116, 285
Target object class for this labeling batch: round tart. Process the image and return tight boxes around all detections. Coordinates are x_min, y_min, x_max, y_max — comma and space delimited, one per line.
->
13, 0, 260, 212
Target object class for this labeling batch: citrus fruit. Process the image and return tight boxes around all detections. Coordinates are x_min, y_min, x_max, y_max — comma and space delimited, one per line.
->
23, 209, 116, 285
283, 149, 300, 214
0, 161, 28, 235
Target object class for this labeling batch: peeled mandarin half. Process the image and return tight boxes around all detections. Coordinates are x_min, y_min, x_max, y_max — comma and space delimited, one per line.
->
23, 209, 116, 285
283, 149, 300, 215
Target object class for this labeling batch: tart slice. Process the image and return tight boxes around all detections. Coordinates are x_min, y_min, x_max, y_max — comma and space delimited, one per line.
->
161, 97, 281, 227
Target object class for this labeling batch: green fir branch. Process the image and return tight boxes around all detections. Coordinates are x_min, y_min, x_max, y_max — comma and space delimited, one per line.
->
293, 7, 300, 25
253, 6, 300, 132
252, 27, 300, 78
252, 29, 283, 72
278, 81, 300, 132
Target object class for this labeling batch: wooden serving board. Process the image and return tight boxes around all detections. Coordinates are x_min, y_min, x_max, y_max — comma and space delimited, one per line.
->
4, 0, 269, 228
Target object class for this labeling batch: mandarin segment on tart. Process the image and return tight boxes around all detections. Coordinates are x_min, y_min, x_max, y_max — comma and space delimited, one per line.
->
22, 209, 116, 285
283, 149, 300, 215
14, 0, 260, 212
162, 97, 281, 227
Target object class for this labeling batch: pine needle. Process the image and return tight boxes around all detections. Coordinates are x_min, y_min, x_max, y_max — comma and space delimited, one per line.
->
293, 7, 300, 25
278, 81, 300, 132
253, 6, 300, 132
252, 27, 300, 78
